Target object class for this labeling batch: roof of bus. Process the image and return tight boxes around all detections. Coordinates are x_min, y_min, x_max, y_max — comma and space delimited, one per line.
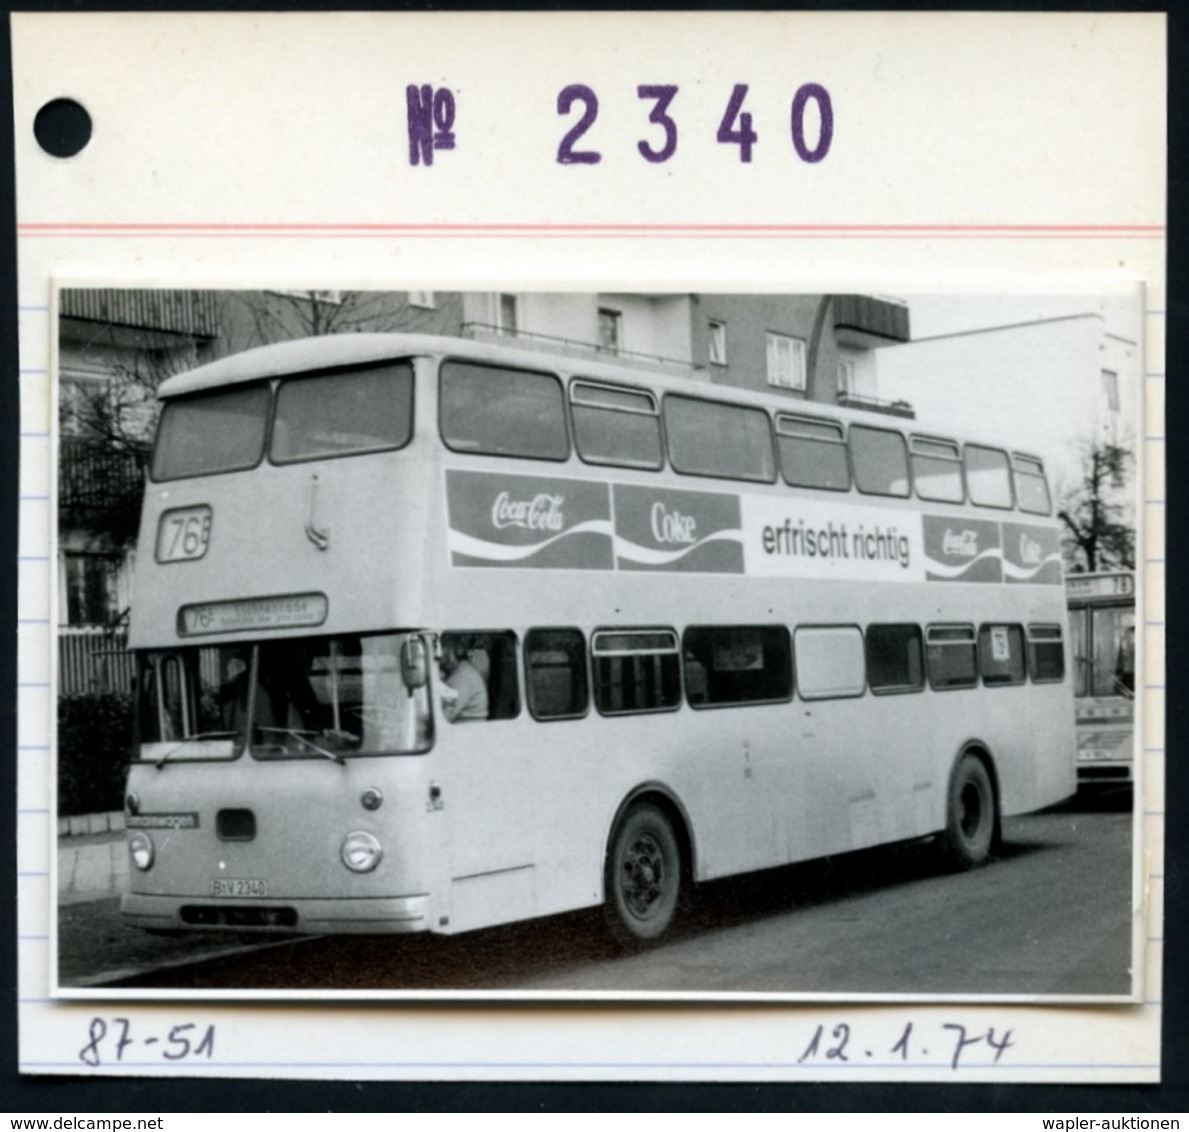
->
156, 333, 1045, 461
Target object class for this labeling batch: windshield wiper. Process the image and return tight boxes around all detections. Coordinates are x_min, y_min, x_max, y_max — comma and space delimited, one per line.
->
255, 727, 346, 766
155, 731, 238, 770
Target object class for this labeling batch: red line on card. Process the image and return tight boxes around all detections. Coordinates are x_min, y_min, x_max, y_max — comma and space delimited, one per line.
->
17, 221, 1165, 237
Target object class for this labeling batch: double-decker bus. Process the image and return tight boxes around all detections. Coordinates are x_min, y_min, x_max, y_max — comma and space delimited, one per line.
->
119, 333, 1075, 945
1065, 571, 1136, 788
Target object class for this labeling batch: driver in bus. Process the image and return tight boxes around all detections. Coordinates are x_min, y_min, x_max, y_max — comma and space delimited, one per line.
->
438, 637, 488, 722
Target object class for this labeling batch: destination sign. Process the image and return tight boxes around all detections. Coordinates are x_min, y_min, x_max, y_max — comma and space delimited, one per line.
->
177, 593, 328, 636
1065, 573, 1135, 599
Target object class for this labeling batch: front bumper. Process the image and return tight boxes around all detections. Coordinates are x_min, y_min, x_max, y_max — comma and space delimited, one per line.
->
120, 890, 433, 935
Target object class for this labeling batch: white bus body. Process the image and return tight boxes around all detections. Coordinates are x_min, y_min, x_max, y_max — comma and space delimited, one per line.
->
120, 334, 1076, 942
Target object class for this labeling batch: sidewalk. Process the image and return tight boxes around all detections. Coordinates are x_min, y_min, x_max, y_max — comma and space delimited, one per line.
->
58, 827, 128, 906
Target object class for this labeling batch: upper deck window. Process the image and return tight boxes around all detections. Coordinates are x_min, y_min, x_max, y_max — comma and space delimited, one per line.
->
1013, 454, 1052, 515
440, 361, 569, 461
850, 424, 910, 497
664, 395, 776, 483
911, 436, 964, 503
271, 363, 414, 464
570, 381, 664, 470
776, 414, 850, 491
965, 444, 1014, 509
151, 385, 270, 481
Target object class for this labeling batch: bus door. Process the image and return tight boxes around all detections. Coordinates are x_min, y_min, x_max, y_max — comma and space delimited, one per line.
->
431, 630, 541, 933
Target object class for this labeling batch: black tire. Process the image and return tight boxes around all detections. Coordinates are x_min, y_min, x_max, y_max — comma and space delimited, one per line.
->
944, 754, 997, 869
603, 802, 683, 947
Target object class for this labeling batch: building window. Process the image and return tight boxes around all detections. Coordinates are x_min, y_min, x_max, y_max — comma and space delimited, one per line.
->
496, 293, 519, 335
1101, 369, 1120, 412
766, 333, 806, 392
708, 321, 727, 365
836, 358, 856, 396
408, 291, 436, 309
597, 308, 622, 354
269, 289, 344, 305
63, 552, 120, 626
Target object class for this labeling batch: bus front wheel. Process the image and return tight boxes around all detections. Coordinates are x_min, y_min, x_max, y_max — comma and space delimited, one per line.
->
603, 803, 683, 947
944, 755, 996, 869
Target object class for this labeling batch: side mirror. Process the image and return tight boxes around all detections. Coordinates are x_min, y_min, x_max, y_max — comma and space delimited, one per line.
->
401, 637, 429, 690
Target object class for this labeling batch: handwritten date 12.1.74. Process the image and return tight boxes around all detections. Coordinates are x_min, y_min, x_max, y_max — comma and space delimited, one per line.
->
798, 1021, 1014, 1071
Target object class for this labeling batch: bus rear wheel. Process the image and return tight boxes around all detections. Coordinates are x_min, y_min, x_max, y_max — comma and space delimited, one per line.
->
603, 803, 683, 947
944, 755, 996, 869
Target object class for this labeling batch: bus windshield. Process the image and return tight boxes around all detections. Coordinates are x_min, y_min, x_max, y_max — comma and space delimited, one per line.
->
151, 361, 415, 480
137, 633, 434, 763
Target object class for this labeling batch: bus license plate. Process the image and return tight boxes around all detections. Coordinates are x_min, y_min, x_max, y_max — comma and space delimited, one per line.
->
211, 878, 267, 898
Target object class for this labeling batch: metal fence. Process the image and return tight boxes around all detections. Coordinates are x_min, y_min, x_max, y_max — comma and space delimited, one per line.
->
58, 626, 136, 696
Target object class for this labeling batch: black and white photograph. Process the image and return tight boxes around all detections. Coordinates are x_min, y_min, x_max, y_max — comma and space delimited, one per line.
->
53, 286, 1140, 1000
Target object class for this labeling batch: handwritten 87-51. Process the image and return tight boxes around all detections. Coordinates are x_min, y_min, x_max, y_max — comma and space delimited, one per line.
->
405, 82, 833, 167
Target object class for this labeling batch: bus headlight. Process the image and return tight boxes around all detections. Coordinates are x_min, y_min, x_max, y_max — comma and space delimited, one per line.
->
129, 832, 155, 871
341, 831, 383, 873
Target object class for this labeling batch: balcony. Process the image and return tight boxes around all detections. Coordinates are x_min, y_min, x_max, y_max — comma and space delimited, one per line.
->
60, 289, 222, 338
460, 322, 693, 375
59, 625, 136, 696
833, 295, 910, 348
59, 437, 145, 513
836, 391, 915, 419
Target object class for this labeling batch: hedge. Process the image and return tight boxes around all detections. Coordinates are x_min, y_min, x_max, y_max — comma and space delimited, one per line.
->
58, 693, 135, 816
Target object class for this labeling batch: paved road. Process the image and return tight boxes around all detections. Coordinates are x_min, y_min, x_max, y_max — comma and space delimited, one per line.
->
62, 796, 1132, 997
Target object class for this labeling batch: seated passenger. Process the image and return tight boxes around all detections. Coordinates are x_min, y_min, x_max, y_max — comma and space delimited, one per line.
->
438, 639, 489, 722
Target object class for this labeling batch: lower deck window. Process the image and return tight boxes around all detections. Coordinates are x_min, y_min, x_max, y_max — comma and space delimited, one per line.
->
979, 624, 1026, 686
1027, 624, 1065, 683
439, 631, 520, 720
794, 626, 865, 700
866, 623, 924, 693
592, 629, 680, 714
683, 625, 792, 706
525, 628, 588, 719
926, 625, 978, 690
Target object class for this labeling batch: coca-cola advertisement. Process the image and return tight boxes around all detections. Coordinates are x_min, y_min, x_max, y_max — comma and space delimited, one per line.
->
922, 515, 1004, 583
446, 468, 613, 569
613, 484, 744, 574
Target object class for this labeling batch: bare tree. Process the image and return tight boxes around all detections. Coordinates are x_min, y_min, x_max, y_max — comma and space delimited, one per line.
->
61, 326, 207, 547
1057, 440, 1135, 573
228, 290, 440, 348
